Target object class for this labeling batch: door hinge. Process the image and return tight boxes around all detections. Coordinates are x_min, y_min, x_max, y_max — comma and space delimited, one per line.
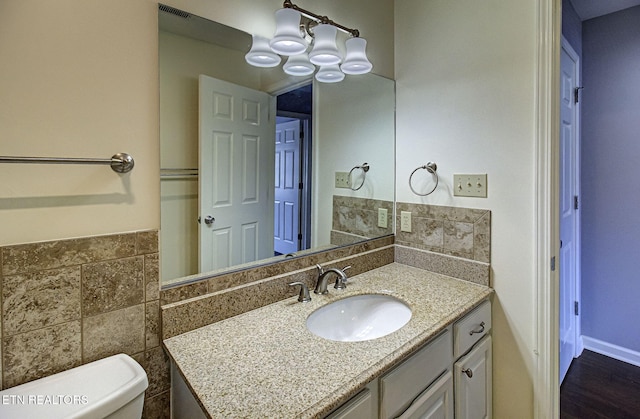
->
299, 182, 303, 189
299, 130, 304, 140
574, 87, 583, 104
551, 256, 556, 271
574, 301, 579, 316
574, 195, 579, 210
297, 233, 303, 240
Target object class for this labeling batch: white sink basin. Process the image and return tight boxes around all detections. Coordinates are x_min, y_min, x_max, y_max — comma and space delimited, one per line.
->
306, 294, 412, 342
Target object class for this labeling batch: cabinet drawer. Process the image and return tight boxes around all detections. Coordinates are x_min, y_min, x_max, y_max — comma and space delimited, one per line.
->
454, 300, 491, 358
380, 329, 452, 419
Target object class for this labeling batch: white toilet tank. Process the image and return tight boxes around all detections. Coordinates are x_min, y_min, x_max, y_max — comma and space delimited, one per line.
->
0, 354, 148, 419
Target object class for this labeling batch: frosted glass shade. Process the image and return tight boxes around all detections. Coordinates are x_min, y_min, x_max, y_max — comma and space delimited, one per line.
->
283, 53, 315, 76
270, 9, 308, 56
245, 35, 281, 67
315, 65, 345, 83
309, 24, 341, 66
341, 37, 373, 75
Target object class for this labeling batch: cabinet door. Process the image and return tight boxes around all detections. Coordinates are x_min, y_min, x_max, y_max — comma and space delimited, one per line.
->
454, 335, 492, 419
326, 388, 374, 419
397, 371, 453, 419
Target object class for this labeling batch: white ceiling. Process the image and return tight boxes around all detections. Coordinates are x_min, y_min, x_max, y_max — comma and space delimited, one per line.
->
569, 0, 640, 20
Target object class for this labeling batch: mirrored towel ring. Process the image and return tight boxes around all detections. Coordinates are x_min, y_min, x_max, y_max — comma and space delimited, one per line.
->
409, 162, 438, 196
348, 162, 369, 191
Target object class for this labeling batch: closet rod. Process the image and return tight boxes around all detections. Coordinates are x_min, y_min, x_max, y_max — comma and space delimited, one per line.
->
0, 152, 134, 173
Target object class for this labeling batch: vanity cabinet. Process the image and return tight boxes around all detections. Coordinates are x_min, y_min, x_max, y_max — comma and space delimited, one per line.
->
325, 300, 492, 419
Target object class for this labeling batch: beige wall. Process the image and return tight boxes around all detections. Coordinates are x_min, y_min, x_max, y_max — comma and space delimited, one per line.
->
0, 0, 159, 245
395, 0, 539, 417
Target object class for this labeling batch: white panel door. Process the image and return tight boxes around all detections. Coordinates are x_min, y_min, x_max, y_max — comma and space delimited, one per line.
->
199, 75, 275, 272
274, 119, 301, 255
559, 39, 580, 384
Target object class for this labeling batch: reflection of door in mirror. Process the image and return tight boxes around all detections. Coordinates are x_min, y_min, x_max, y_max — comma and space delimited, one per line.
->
198, 75, 275, 272
274, 119, 301, 256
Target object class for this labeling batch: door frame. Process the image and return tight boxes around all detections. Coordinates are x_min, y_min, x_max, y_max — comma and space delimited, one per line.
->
560, 35, 583, 364
534, 0, 561, 418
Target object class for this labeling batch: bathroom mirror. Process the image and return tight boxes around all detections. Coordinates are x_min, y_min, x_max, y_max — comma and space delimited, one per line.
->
159, 6, 395, 287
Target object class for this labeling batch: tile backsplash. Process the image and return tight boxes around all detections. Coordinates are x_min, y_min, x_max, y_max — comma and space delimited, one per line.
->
0, 231, 169, 418
395, 202, 491, 263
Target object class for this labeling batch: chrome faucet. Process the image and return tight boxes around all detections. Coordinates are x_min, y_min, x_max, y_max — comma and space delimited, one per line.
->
314, 264, 351, 294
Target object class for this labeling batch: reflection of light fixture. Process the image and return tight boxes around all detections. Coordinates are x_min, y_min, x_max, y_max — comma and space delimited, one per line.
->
283, 53, 315, 76
245, 35, 281, 67
308, 24, 341, 66
245, 0, 372, 83
315, 65, 345, 83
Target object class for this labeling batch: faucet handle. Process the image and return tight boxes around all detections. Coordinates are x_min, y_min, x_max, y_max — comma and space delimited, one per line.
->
289, 282, 311, 303
333, 266, 352, 290
315, 264, 324, 275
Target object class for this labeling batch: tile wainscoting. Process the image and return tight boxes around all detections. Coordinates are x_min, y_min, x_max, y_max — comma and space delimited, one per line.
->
0, 231, 169, 418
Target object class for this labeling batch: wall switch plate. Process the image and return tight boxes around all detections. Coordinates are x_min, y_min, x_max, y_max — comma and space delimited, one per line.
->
377, 208, 388, 228
335, 171, 350, 188
453, 174, 488, 197
400, 211, 412, 232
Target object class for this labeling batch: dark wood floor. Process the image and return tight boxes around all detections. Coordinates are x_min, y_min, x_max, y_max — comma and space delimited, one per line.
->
560, 350, 640, 418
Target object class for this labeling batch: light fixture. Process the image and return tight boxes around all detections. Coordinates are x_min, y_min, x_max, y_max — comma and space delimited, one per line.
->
315, 65, 345, 83
245, 35, 281, 68
341, 37, 373, 75
283, 53, 315, 76
308, 24, 341, 66
269, 8, 308, 56
244, 0, 372, 83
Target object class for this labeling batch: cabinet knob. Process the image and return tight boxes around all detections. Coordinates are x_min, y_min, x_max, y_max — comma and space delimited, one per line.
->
469, 321, 485, 335
462, 368, 473, 378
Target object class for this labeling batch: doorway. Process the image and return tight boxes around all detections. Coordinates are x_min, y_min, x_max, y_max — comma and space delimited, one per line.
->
275, 84, 312, 256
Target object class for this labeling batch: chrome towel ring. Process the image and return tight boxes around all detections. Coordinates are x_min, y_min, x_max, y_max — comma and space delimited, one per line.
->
409, 162, 439, 196
348, 162, 370, 191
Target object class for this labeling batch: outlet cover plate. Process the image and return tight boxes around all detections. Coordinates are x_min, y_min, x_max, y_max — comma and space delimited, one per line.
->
453, 174, 488, 197
335, 172, 349, 189
335, 172, 350, 188
400, 211, 412, 232
377, 208, 388, 228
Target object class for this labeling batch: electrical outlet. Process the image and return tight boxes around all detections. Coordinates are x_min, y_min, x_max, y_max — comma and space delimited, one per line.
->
335, 171, 350, 188
400, 211, 412, 232
377, 208, 388, 228
453, 174, 488, 197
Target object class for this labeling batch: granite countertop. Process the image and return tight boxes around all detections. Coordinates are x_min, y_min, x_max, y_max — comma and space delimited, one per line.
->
163, 262, 492, 418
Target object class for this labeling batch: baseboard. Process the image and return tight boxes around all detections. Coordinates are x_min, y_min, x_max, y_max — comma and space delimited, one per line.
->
581, 336, 640, 368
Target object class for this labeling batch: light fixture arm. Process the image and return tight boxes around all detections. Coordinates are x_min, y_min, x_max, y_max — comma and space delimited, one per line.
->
283, 0, 360, 37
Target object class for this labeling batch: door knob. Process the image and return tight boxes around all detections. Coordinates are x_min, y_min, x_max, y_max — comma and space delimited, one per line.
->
198, 215, 215, 225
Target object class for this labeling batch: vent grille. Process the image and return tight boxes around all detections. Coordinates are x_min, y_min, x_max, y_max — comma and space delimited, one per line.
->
159, 4, 191, 19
